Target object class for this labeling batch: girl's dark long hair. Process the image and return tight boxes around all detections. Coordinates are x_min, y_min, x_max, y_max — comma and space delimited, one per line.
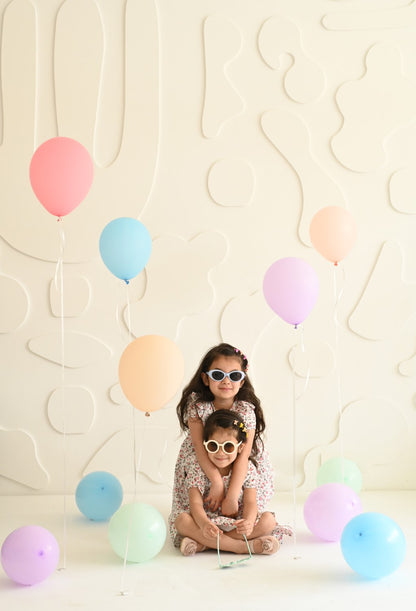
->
176, 343, 265, 451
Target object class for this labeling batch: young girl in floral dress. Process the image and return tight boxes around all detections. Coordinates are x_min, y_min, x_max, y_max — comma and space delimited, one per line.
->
170, 409, 279, 556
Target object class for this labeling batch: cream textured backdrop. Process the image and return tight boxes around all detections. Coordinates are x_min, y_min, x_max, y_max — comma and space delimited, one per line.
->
1, 0, 415, 496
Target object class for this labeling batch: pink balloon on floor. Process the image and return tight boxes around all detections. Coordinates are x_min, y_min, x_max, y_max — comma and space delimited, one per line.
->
29, 137, 94, 217
309, 206, 357, 265
304, 483, 362, 542
1, 525, 59, 585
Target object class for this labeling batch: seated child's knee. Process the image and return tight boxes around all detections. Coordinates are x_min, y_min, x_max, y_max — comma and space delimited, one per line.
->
263, 511, 277, 529
175, 512, 191, 530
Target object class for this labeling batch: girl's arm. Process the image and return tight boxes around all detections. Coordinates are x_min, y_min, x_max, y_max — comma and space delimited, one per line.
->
221, 428, 255, 517
188, 418, 224, 511
234, 488, 257, 537
188, 487, 221, 540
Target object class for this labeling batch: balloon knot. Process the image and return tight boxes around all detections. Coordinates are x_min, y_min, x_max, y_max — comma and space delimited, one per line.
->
124, 279, 130, 285
334, 261, 338, 267
145, 411, 150, 417
294, 324, 298, 330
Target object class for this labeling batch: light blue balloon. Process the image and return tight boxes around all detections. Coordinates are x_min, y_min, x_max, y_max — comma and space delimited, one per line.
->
99, 217, 152, 283
75, 471, 123, 521
108, 502, 166, 563
341, 512, 406, 579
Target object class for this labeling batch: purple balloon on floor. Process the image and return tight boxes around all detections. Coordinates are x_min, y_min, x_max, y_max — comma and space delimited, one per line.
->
1, 525, 59, 585
304, 483, 362, 542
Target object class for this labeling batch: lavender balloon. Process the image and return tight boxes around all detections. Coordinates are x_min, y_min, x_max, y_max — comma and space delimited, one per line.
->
1, 525, 59, 585
263, 257, 319, 327
304, 483, 362, 542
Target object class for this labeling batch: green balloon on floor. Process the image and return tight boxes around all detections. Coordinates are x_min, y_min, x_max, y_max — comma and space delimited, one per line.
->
317, 457, 362, 493
108, 502, 166, 563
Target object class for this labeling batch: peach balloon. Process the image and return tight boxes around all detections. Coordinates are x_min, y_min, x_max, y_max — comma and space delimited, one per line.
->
118, 335, 184, 415
310, 206, 357, 265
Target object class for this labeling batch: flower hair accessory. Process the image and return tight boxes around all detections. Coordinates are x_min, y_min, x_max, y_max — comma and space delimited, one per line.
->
234, 347, 249, 372
233, 419, 247, 437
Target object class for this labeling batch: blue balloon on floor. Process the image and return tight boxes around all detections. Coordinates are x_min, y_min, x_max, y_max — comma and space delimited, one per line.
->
76, 471, 123, 521
341, 512, 406, 579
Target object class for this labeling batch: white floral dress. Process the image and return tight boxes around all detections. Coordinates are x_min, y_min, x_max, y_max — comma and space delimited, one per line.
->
169, 460, 258, 547
168, 393, 275, 547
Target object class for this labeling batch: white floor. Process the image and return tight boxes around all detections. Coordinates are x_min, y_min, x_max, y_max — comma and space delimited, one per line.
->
0, 490, 414, 611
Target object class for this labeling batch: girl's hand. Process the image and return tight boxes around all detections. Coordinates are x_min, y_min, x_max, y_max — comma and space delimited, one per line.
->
220, 495, 239, 517
202, 521, 220, 540
205, 481, 224, 511
234, 518, 254, 537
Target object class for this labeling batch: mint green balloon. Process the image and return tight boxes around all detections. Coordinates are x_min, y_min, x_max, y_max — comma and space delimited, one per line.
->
317, 458, 362, 493
108, 502, 166, 563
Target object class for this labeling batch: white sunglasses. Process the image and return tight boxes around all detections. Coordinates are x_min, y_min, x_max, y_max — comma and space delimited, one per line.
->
205, 369, 246, 382
203, 439, 242, 454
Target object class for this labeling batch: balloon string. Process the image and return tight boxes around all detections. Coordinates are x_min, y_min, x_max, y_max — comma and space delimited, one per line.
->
289, 325, 311, 401
290, 325, 304, 560
119, 421, 143, 596
291, 362, 297, 555
115, 285, 122, 334
53, 220, 66, 292
115, 281, 133, 343
119, 282, 140, 596
333, 265, 345, 481
124, 283, 137, 496
125, 282, 133, 343
55, 219, 67, 570
156, 435, 171, 490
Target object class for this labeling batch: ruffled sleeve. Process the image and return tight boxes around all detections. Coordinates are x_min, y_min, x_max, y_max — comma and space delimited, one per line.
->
184, 462, 209, 497
184, 392, 214, 425
183, 392, 200, 424
243, 461, 258, 489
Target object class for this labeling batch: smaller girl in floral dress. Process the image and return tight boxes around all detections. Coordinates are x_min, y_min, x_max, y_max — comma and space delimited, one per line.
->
170, 409, 279, 556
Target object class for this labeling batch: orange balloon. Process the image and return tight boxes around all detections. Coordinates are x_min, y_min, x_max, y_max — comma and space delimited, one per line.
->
119, 335, 184, 414
310, 206, 357, 265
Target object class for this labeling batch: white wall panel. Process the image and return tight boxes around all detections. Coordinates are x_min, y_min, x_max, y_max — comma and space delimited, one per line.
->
0, 0, 415, 496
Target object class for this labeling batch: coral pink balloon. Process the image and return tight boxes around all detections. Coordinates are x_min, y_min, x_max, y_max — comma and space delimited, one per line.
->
309, 206, 357, 265
119, 335, 184, 414
263, 257, 319, 327
29, 137, 94, 217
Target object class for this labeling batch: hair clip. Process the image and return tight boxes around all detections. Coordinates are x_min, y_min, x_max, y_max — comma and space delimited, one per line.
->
234, 347, 249, 371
